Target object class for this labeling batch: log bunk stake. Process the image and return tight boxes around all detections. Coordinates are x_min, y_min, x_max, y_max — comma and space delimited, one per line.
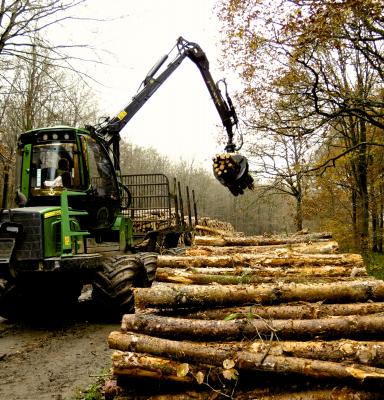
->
105, 230, 384, 399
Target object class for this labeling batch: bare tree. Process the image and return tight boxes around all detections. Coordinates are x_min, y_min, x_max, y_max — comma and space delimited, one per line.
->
0, 1, 86, 62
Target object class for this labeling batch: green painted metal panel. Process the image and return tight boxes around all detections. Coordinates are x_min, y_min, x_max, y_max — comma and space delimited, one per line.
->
21, 144, 32, 198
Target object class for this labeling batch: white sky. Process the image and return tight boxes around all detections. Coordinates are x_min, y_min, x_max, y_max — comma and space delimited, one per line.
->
61, 0, 235, 169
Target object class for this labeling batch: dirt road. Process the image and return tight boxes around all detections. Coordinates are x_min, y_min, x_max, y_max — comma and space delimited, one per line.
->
0, 300, 120, 400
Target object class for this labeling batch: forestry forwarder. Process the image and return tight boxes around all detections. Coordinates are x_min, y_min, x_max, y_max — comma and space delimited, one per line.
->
0, 37, 253, 318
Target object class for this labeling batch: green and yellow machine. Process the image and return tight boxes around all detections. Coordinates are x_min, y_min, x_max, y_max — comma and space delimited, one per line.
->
0, 37, 254, 318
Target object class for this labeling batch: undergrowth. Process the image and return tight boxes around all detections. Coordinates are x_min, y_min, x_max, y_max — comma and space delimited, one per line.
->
363, 252, 384, 281
73, 367, 110, 400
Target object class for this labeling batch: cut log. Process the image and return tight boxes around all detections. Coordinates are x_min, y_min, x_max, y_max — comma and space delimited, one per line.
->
109, 331, 384, 380
134, 280, 384, 309
172, 266, 367, 277
111, 350, 228, 385
236, 389, 382, 400
249, 339, 384, 367
121, 313, 384, 340
156, 253, 363, 269
133, 388, 383, 400
112, 351, 194, 383
153, 302, 384, 320
193, 225, 231, 237
186, 241, 339, 256
111, 333, 384, 367
193, 232, 332, 247
155, 267, 367, 285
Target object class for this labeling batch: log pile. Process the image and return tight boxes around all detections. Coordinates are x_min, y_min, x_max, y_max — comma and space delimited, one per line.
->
106, 231, 384, 399
131, 209, 178, 233
194, 216, 238, 237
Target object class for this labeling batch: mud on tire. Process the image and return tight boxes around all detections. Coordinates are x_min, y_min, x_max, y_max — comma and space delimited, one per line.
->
136, 252, 158, 286
92, 254, 148, 314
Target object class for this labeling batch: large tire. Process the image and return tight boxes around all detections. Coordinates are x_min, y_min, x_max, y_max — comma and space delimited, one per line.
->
136, 252, 158, 286
92, 254, 146, 314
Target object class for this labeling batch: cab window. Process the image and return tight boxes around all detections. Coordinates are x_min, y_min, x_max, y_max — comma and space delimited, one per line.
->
81, 136, 118, 199
30, 143, 81, 195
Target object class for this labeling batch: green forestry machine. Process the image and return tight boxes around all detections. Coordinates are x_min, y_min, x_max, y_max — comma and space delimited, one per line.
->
0, 37, 253, 318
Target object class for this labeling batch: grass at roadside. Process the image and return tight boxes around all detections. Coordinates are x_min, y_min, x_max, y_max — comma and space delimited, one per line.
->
73, 367, 111, 400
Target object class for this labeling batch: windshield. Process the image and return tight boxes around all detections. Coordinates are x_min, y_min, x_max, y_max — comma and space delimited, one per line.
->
30, 142, 81, 195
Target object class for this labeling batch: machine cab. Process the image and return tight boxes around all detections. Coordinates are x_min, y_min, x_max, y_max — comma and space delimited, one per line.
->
17, 126, 121, 230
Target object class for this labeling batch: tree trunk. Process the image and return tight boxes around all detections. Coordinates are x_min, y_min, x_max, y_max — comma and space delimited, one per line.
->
192, 232, 333, 247
371, 185, 379, 252
134, 280, 384, 309
136, 388, 382, 400
352, 187, 359, 251
185, 241, 339, 256
155, 266, 367, 285
357, 118, 369, 254
249, 339, 384, 367
110, 334, 384, 368
121, 313, 384, 340
295, 191, 303, 232
154, 302, 384, 321
156, 253, 363, 269
111, 350, 226, 384
193, 224, 232, 237
109, 331, 384, 380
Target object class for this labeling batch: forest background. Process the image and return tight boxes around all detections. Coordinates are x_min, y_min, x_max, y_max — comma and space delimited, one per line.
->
0, 0, 383, 255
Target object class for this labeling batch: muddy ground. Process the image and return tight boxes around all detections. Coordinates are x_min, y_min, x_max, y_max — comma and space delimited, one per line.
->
0, 296, 120, 400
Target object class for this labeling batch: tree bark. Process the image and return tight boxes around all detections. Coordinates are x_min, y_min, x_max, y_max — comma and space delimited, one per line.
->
192, 232, 332, 247
109, 331, 384, 380
121, 313, 384, 340
134, 280, 384, 309
137, 388, 382, 400
193, 225, 232, 237
153, 302, 384, 321
156, 253, 363, 269
248, 339, 384, 367
111, 350, 227, 384
155, 267, 367, 285
185, 241, 339, 256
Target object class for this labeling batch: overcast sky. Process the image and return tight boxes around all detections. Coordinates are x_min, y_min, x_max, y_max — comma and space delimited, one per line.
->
61, 0, 236, 169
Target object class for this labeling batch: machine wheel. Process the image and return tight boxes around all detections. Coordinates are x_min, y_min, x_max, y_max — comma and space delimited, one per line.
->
92, 254, 146, 314
136, 252, 158, 286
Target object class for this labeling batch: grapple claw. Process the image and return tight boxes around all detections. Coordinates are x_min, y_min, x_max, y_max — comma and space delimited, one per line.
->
212, 153, 254, 196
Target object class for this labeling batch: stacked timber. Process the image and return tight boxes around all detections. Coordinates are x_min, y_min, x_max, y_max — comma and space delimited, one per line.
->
132, 209, 177, 233
194, 217, 237, 237
106, 232, 384, 399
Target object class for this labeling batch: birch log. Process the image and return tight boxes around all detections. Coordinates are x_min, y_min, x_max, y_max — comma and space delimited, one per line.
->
186, 241, 339, 256
111, 350, 227, 384
153, 301, 384, 320
249, 339, 384, 366
134, 280, 384, 309
155, 267, 367, 285
156, 253, 363, 269
121, 313, 384, 340
141, 388, 382, 400
109, 331, 384, 380
192, 233, 332, 247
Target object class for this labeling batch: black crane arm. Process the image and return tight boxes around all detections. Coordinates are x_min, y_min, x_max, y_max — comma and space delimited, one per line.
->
93, 36, 253, 196
94, 37, 239, 162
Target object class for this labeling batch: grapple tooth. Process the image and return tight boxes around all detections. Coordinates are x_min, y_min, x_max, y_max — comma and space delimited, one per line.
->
212, 153, 254, 196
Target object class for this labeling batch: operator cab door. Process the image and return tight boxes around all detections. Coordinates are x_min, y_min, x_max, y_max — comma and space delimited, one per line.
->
80, 135, 120, 231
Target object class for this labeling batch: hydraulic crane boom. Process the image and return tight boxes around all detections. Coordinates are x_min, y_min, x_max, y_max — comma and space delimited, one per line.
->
93, 36, 253, 196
